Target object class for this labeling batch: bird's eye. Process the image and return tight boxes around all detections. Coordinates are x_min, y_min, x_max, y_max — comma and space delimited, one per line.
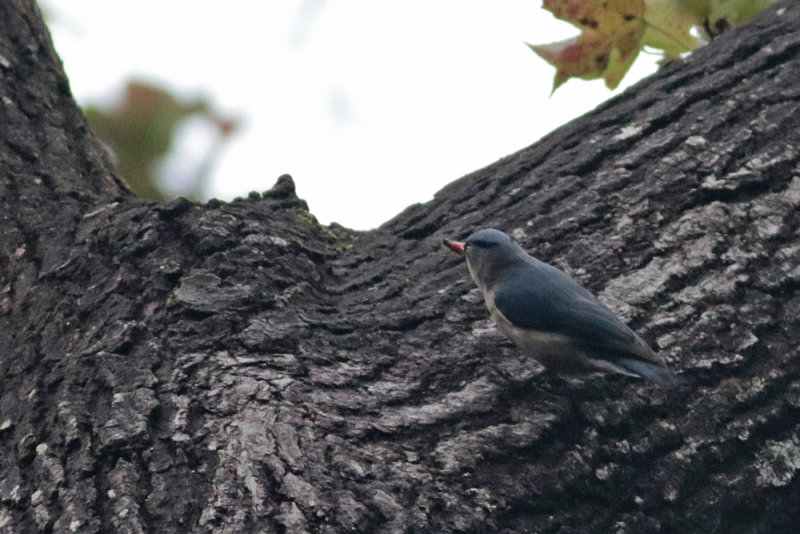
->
468, 239, 497, 249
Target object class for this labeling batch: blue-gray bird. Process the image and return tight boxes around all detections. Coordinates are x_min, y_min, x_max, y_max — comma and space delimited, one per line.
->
444, 229, 678, 386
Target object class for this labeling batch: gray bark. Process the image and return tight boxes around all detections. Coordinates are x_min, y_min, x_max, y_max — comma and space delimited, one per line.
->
2, 1, 800, 533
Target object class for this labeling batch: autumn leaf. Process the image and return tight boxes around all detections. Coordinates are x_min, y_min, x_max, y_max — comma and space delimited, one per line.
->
709, 0, 776, 30
643, 0, 703, 56
528, 37, 602, 90
530, 0, 646, 90
529, 30, 642, 90
530, 0, 777, 92
542, 0, 645, 29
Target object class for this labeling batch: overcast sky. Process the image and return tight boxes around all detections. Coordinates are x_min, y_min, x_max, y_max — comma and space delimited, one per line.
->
44, 1, 658, 229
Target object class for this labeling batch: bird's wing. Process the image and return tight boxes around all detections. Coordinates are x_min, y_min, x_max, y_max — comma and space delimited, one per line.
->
492, 262, 654, 361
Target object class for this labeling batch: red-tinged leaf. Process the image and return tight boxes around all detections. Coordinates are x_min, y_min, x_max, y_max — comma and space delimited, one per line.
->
530, 0, 776, 92
543, 0, 645, 31
533, 0, 646, 90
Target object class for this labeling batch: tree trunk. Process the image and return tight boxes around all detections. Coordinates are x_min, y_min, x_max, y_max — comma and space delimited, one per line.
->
2, 2, 800, 533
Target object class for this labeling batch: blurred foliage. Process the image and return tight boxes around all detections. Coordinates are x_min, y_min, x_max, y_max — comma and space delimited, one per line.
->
84, 80, 239, 199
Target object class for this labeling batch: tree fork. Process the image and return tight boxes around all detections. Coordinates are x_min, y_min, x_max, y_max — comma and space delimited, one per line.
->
2, 2, 800, 533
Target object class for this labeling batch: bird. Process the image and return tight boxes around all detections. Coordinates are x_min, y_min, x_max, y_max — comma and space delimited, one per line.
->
444, 229, 679, 386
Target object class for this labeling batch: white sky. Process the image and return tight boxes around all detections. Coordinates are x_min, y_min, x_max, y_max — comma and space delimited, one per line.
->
43, 1, 658, 229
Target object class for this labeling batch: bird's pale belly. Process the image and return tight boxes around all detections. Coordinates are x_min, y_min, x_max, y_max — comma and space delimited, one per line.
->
490, 310, 614, 376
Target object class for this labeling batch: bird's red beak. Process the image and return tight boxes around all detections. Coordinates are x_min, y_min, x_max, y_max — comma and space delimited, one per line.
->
443, 239, 466, 255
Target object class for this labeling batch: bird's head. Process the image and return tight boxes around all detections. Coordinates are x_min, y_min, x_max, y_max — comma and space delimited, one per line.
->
444, 229, 522, 290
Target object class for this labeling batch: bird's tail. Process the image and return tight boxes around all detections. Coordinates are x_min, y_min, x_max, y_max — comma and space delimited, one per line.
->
613, 357, 680, 387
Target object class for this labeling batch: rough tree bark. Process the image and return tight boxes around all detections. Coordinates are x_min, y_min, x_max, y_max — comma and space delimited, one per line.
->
2, 2, 800, 533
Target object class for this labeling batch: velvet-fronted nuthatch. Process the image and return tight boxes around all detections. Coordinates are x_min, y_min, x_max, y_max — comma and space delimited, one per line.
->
444, 229, 678, 386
